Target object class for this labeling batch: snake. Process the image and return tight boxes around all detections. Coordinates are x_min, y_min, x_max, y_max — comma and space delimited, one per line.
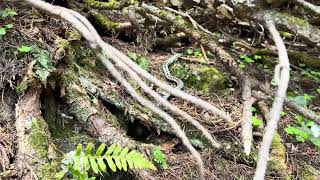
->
161, 53, 184, 99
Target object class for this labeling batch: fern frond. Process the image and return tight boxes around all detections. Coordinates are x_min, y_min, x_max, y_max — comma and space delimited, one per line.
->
55, 143, 156, 180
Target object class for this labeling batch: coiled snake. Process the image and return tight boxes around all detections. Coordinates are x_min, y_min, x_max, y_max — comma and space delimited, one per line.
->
161, 53, 184, 99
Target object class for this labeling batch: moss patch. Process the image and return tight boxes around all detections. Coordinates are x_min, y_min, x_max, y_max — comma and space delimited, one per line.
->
37, 161, 60, 179
300, 164, 320, 180
268, 133, 290, 179
172, 63, 226, 93
29, 118, 50, 158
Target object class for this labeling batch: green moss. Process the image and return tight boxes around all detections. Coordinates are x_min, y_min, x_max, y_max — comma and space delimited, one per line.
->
275, 12, 308, 28
29, 118, 49, 158
301, 164, 320, 180
85, 0, 121, 9
88, 11, 120, 31
268, 133, 290, 179
37, 162, 60, 180
85, 0, 136, 10
172, 63, 226, 93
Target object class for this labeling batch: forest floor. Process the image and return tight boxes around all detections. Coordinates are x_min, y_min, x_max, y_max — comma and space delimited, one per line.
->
0, 1, 320, 179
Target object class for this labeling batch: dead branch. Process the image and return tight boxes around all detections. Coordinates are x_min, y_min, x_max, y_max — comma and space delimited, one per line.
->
294, 0, 320, 15
254, 17, 290, 180
241, 76, 254, 155
285, 99, 320, 125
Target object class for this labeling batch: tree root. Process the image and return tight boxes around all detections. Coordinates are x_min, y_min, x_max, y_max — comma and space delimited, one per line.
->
15, 86, 59, 179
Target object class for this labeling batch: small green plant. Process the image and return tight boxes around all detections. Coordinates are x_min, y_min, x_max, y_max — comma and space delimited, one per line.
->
0, 8, 17, 37
239, 54, 261, 69
32, 47, 52, 85
280, 31, 294, 40
284, 115, 320, 148
0, 28, 5, 36
152, 146, 168, 169
251, 107, 263, 127
18, 45, 52, 85
287, 93, 314, 107
128, 52, 150, 71
18, 45, 32, 53
56, 143, 156, 180
185, 48, 203, 58
251, 116, 263, 127
1, 8, 17, 18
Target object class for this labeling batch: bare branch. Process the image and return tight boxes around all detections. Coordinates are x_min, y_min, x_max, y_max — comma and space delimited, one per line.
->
241, 77, 254, 155
294, 0, 320, 15
254, 18, 290, 180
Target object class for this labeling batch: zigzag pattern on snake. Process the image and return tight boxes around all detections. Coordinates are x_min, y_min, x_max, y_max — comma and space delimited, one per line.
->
161, 53, 184, 99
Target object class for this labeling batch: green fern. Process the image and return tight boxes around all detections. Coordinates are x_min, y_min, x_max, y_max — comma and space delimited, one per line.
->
55, 143, 156, 180
152, 146, 168, 169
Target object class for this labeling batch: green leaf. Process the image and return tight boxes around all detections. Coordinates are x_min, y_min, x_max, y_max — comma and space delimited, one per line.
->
85, 143, 94, 155
89, 156, 99, 174
1, 8, 18, 18
112, 145, 122, 156
303, 93, 314, 101
83, 155, 90, 171
310, 138, 320, 147
105, 144, 116, 156
33, 50, 49, 68
253, 55, 262, 60
54, 170, 67, 180
127, 158, 134, 169
240, 54, 254, 63
295, 115, 305, 124
95, 144, 106, 156
239, 62, 245, 69
114, 157, 122, 170
97, 157, 107, 172
271, 79, 277, 86
18, 45, 32, 53
288, 96, 308, 107
128, 52, 138, 61
0, 28, 6, 36
296, 136, 305, 142
152, 147, 168, 169
251, 107, 257, 113
194, 51, 203, 58
75, 144, 82, 156
106, 157, 117, 172
121, 158, 128, 171
251, 116, 263, 127
186, 48, 193, 55
119, 147, 129, 158
4, 23, 13, 29
316, 87, 320, 94
35, 69, 50, 85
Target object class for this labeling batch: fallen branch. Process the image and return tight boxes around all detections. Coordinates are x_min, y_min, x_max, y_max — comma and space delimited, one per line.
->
241, 76, 254, 155
254, 17, 290, 180
294, 0, 320, 15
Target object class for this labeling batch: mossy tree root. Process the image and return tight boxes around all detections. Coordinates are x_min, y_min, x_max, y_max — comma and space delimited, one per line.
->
88, 10, 132, 32
62, 74, 157, 179
15, 86, 59, 179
